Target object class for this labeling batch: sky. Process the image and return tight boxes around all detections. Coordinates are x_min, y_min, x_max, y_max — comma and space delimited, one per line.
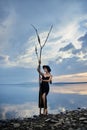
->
0, 0, 87, 84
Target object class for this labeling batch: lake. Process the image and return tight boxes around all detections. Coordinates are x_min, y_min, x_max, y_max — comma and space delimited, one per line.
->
0, 83, 87, 120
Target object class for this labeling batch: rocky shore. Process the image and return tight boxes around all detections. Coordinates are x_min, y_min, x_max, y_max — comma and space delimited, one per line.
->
0, 108, 87, 130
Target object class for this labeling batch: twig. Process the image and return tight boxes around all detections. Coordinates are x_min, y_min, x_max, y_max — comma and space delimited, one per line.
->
42, 25, 53, 49
31, 24, 41, 48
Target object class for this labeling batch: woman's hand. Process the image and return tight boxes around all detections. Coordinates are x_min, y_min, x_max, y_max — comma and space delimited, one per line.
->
39, 59, 41, 65
40, 77, 42, 82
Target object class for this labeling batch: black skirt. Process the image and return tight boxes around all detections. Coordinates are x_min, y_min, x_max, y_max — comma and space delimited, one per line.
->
40, 82, 49, 95
38, 82, 49, 108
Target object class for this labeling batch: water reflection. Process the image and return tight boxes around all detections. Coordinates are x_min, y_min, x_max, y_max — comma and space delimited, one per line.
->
50, 84, 87, 95
0, 102, 38, 120
0, 83, 87, 119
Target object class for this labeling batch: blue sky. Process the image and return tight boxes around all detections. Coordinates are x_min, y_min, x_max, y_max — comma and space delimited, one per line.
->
0, 0, 87, 83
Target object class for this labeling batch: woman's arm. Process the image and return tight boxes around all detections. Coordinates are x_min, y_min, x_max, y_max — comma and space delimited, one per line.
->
42, 79, 50, 82
42, 75, 52, 83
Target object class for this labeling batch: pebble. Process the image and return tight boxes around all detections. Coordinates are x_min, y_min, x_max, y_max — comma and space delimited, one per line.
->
83, 120, 87, 124
13, 123, 20, 128
76, 128, 81, 130
68, 128, 74, 130
79, 117, 87, 121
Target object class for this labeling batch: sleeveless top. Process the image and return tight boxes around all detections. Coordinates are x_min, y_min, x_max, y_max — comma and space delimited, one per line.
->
41, 75, 50, 87
42, 76, 50, 80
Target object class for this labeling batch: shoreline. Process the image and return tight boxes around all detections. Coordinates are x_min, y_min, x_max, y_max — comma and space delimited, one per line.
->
0, 108, 87, 130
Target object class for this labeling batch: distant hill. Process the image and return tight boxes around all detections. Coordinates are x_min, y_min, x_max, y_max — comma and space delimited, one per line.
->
53, 82, 87, 85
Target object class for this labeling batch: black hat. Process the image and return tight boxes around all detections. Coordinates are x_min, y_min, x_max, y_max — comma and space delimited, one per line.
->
43, 65, 51, 72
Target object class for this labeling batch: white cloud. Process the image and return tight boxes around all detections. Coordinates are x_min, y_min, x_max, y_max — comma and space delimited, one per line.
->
76, 51, 87, 61
0, 9, 16, 51
0, 54, 16, 67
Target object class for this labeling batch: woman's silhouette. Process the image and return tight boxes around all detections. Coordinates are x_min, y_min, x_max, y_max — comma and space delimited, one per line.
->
37, 63, 52, 115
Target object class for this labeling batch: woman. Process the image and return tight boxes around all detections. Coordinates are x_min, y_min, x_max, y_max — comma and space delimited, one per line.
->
37, 64, 52, 115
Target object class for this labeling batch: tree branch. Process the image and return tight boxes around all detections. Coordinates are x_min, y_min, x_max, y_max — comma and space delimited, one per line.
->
42, 25, 53, 49
31, 24, 41, 47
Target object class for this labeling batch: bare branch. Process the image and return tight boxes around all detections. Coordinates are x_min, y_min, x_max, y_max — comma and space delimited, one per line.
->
42, 25, 53, 49
35, 45, 39, 61
31, 24, 41, 47
32, 24, 53, 64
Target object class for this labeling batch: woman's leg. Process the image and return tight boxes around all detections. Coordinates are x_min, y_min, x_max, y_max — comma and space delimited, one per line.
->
42, 93, 48, 115
39, 108, 42, 115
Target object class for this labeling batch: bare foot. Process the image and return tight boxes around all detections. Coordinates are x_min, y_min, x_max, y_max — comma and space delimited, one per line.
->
43, 109, 48, 115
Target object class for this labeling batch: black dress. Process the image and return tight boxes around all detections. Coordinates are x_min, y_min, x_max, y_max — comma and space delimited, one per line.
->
39, 76, 50, 109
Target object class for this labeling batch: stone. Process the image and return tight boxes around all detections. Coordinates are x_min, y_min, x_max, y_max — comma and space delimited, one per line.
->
50, 119, 58, 123
83, 120, 87, 124
45, 118, 51, 122
81, 127, 87, 130
68, 128, 74, 130
59, 118, 64, 123
76, 128, 81, 130
54, 122, 62, 127
79, 117, 87, 121
13, 123, 20, 128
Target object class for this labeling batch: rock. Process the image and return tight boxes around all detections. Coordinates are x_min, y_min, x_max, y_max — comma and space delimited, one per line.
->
45, 118, 58, 123
45, 118, 51, 122
50, 119, 58, 123
83, 113, 87, 116
68, 128, 74, 130
83, 120, 87, 124
81, 127, 87, 130
76, 128, 81, 130
54, 122, 62, 127
78, 107, 81, 109
66, 121, 71, 125
59, 118, 64, 123
79, 117, 87, 121
34, 124, 43, 128
13, 123, 20, 128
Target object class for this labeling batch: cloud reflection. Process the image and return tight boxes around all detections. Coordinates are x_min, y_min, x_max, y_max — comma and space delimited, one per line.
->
51, 84, 87, 95
0, 102, 38, 120
0, 102, 67, 120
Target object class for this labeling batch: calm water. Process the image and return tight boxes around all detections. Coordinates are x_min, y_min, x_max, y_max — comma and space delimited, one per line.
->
0, 83, 87, 119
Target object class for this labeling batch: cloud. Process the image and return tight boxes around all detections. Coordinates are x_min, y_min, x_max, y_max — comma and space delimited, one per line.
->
0, 54, 15, 67
59, 43, 75, 52
53, 72, 87, 83
78, 32, 87, 49
56, 28, 87, 69
53, 56, 87, 76
0, 55, 9, 62
0, 8, 16, 52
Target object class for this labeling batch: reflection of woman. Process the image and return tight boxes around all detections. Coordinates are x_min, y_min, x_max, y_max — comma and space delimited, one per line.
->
37, 64, 52, 115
